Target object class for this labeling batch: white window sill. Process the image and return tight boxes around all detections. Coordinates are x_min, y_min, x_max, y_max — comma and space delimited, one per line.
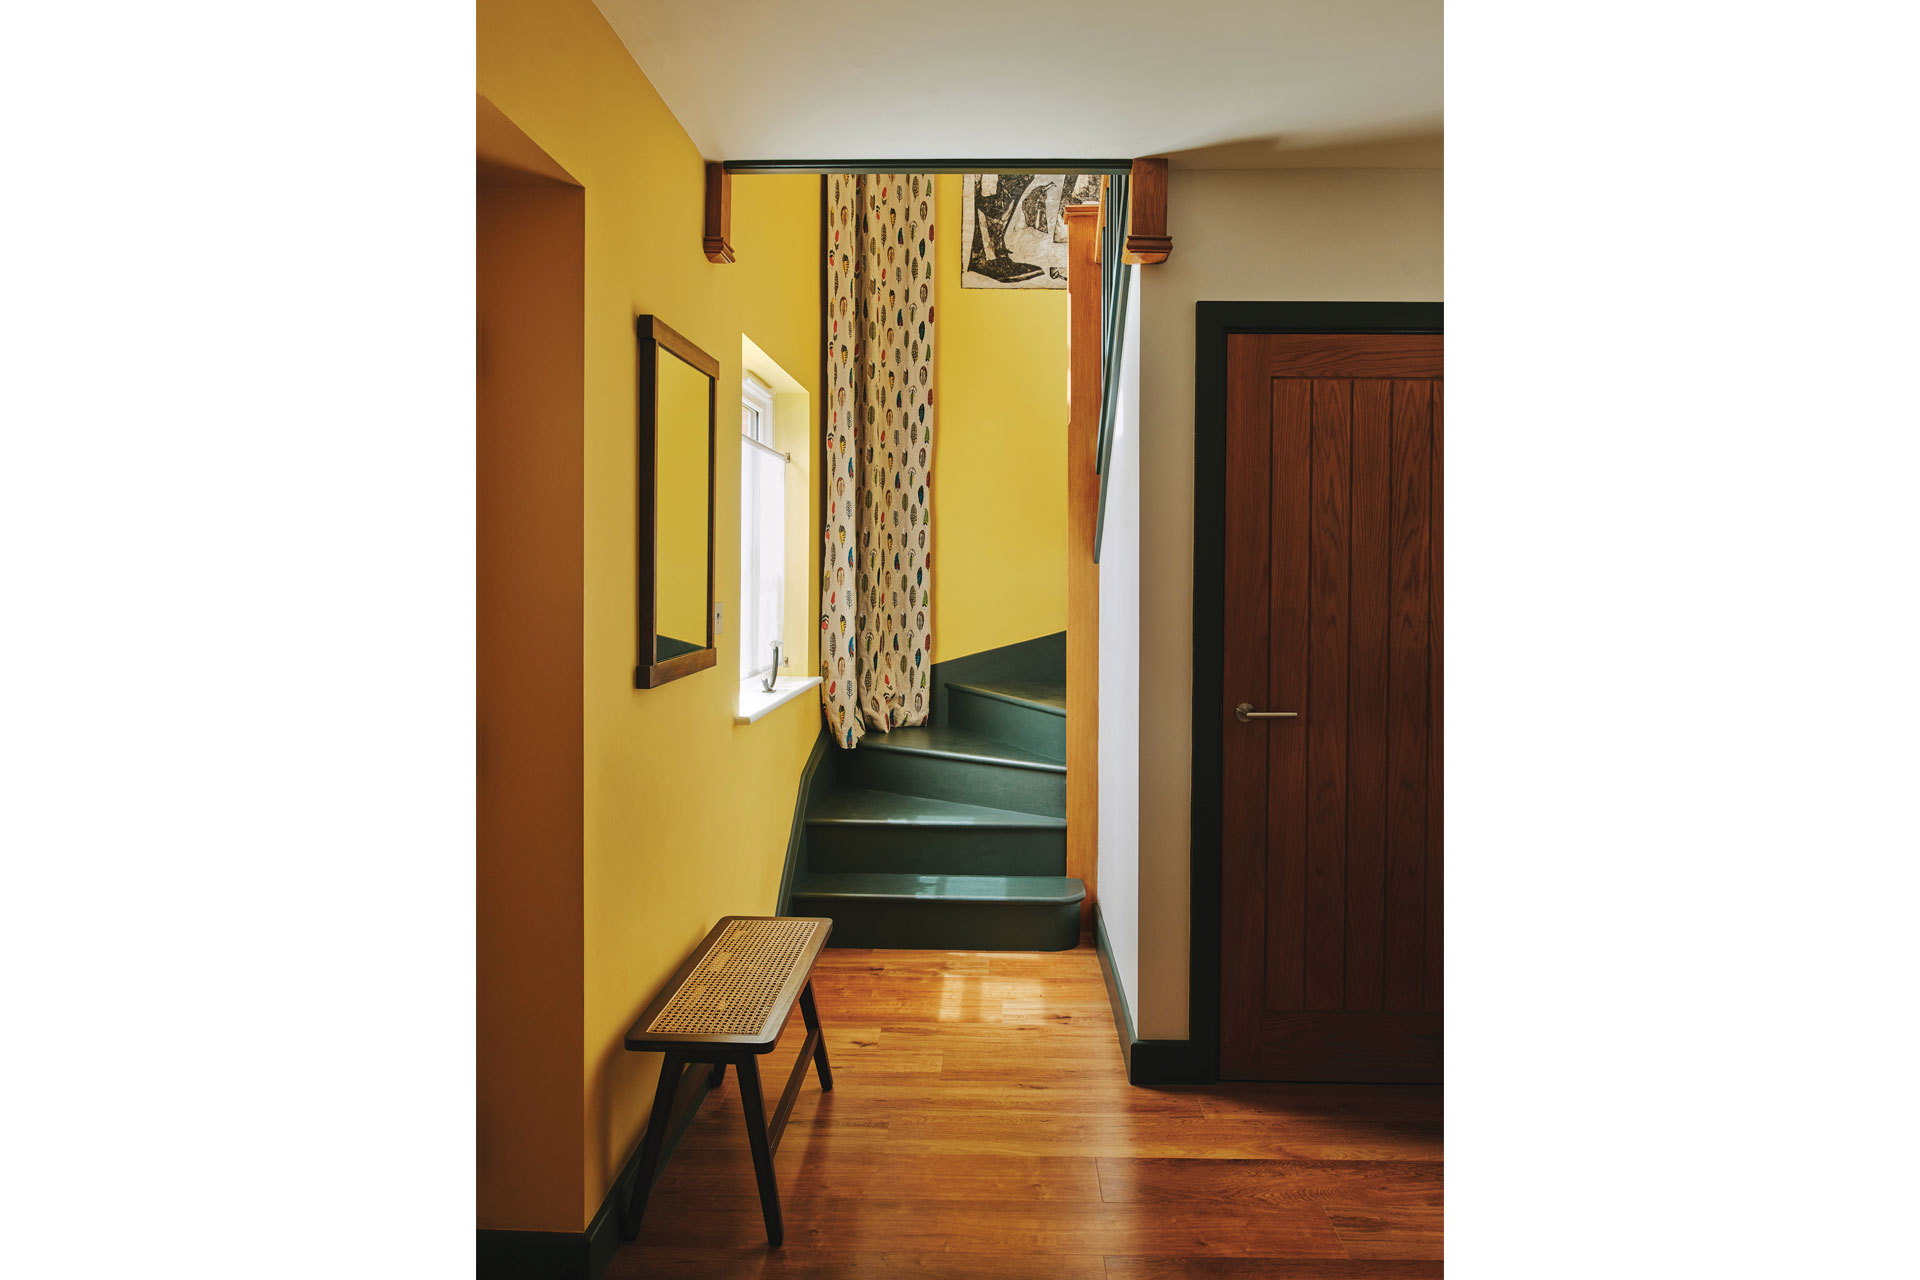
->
734, 674, 822, 725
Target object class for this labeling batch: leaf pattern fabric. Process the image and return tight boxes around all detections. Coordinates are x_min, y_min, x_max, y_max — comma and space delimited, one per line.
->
820, 174, 935, 747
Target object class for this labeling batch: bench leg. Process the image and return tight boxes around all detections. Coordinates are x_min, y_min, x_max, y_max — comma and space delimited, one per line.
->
799, 981, 833, 1092
620, 1051, 684, 1242
709, 1061, 726, 1089
735, 1054, 784, 1247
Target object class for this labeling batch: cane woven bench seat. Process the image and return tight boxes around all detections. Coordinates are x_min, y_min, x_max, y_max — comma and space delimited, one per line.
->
619, 915, 835, 1248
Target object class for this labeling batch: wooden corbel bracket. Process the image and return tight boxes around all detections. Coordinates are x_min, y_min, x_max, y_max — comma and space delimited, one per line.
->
1123, 157, 1171, 265
703, 162, 735, 264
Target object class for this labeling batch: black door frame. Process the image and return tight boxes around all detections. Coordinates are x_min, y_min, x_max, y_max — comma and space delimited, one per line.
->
1188, 301, 1444, 1083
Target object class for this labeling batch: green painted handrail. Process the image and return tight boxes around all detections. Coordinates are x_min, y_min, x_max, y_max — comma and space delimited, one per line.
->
1093, 172, 1131, 562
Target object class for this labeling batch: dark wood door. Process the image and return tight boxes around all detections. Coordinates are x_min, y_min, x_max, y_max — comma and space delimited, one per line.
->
1220, 332, 1442, 1082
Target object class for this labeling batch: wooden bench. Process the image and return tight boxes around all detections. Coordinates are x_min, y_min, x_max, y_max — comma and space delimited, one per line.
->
620, 915, 834, 1248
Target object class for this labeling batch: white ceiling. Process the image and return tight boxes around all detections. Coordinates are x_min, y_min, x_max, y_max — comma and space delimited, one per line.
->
589, 0, 1442, 168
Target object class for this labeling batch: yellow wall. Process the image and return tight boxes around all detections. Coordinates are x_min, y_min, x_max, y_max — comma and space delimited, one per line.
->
478, 0, 821, 1232
930, 174, 1070, 663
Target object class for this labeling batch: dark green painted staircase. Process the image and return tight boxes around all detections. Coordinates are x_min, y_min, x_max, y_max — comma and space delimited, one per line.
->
789, 663, 1081, 951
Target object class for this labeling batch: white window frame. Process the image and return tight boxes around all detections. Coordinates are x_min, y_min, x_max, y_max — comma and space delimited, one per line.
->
742, 374, 776, 448
739, 374, 784, 683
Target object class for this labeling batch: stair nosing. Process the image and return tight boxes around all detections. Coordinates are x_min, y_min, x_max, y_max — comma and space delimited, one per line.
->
947, 681, 1069, 718
806, 788, 1064, 831
792, 873, 1087, 906
807, 814, 1066, 830
856, 729, 1066, 773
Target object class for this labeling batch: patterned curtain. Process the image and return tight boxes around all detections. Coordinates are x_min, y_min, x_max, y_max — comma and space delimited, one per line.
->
820, 174, 936, 748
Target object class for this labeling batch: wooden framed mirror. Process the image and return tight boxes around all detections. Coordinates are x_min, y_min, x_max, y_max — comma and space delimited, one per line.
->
634, 315, 718, 689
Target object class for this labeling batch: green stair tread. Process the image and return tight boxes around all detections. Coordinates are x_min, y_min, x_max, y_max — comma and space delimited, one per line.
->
856, 724, 1066, 772
807, 787, 1066, 829
948, 680, 1067, 716
791, 872, 1087, 905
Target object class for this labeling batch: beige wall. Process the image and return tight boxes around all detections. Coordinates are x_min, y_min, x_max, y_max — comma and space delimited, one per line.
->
1134, 167, 1443, 1040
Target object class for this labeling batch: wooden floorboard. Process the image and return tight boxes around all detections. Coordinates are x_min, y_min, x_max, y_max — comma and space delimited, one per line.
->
612, 1250, 1111, 1279
607, 945, 1442, 1275
1104, 1262, 1444, 1280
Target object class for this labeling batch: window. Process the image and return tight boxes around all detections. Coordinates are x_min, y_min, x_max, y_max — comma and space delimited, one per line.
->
742, 374, 774, 448
739, 373, 785, 682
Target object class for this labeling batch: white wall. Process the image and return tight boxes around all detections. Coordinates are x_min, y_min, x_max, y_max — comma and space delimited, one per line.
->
1134, 168, 1444, 1040
1097, 267, 1143, 1026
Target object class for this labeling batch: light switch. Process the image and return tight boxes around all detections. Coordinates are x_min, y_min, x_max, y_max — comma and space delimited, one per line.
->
713, 603, 723, 635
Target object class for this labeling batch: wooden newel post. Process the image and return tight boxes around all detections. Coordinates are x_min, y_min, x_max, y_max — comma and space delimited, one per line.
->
1063, 203, 1101, 933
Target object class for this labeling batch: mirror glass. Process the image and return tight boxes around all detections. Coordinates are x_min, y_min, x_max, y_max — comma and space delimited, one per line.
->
654, 350, 711, 662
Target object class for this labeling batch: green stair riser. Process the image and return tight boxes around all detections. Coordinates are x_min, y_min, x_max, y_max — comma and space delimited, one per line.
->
801, 656, 1071, 951
841, 749, 1065, 817
930, 631, 1065, 726
805, 823, 1066, 876
791, 893, 1082, 951
947, 687, 1067, 761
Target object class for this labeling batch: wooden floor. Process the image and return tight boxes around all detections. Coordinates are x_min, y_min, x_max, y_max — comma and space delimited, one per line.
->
610, 944, 1442, 1278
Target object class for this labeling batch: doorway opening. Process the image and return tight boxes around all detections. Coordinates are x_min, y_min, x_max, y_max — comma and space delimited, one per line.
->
785, 168, 1110, 951
476, 98, 587, 1230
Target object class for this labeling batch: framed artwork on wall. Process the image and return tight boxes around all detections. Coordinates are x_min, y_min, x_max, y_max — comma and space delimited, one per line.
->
961, 172, 1103, 288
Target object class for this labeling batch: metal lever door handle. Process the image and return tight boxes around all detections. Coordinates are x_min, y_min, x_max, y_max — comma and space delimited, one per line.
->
1235, 703, 1298, 722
